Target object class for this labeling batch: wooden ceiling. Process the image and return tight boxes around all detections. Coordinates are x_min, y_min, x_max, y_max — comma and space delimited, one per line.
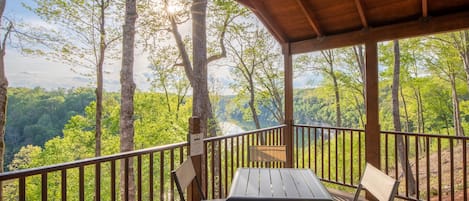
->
236, 0, 469, 54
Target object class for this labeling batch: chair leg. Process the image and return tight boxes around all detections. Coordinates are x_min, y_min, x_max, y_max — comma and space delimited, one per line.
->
353, 184, 363, 201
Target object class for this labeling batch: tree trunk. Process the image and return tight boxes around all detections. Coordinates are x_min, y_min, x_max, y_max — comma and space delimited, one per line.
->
400, 86, 410, 132
450, 75, 464, 136
352, 45, 366, 128
120, 0, 137, 200
331, 71, 341, 127
353, 45, 366, 100
248, 77, 261, 129
95, 0, 108, 158
191, 0, 216, 137
353, 95, 365, 128
392, 40, 417, 195
456, 31, 469, 93
0, 1, 11, 199
192, 0, 222, 198
413, 86, 425, 153
322, 50, 341, 127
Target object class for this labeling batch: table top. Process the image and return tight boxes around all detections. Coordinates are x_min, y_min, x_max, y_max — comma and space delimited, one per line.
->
227, 168, 333, 201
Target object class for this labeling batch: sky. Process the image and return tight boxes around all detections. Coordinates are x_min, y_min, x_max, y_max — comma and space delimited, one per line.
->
5, 0, 168, 92
4, 0, 315, 95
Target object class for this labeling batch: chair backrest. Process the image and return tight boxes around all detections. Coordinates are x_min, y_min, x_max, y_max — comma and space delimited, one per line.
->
249, 145, 286, 162
172, 158, 205, 201
354, 163, 400, 201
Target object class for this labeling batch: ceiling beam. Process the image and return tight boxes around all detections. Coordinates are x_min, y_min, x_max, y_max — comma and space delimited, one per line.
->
422, 0, 428, 17
296, 0, 323, 36
354, 0, 368, 28
250, 0, 287, 43
291, 10, 469, 54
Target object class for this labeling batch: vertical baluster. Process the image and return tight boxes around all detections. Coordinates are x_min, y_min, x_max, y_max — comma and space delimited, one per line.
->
350, 130, 353, 185
19, 177, 25, 201
302, 127, 305, 168
246, 135, 249, 167
358, 130, 362, 176
342, 130, 345, 184
160, 152, 164, 201
149, 153, 154, 201
236, 136, 240, 168
394, 134, 398, 189
314, 128, 317, 173
96, 162, 101, 201
450, 139, 454, 201
42, 173, 47, 201
205, 142, 209, 195
438, 138, 441, 201
224, 139, 228, 197
230, 137, 238, 178
308, 127, 311, 169
256, 131, 260, 145
211, 141, 215, 199
415, 135, 419, 200
295, 127, 299, 168
125, 158, 130, 201
169, 150, 174, 201
79, 166, 85, 201
281, 127, 284, 145
385, 133, 389, 174
111, 160, 116, 201
231, 137, 234, 181
61, 169, 67, 201
138, 155, 142, 201
321, 127, 324, 178
463, 139, 467, 201
218, 140, 222, 198
328, 128, 331, 181
426, 136, 430, 201
405, 135, 409, 197
335, 129, 338, 182
180, 147, 184, 164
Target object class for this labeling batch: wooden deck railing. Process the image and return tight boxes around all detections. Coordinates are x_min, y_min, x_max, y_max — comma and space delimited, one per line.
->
0, 142, 189, 201
293, 124, 469, 201
202, 125, 286, 199
293, 125, 365, 189
381, 130, 468, 201
0, 124, 466, 201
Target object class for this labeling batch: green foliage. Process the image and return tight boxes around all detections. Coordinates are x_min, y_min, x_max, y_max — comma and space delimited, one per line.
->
4, 91, 190, 200
5, 87, 95, 170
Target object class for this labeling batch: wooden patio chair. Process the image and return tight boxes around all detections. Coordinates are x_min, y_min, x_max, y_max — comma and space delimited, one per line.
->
330, 163, 399, 201
172, 158, 225, 201
249, 145, 286, 166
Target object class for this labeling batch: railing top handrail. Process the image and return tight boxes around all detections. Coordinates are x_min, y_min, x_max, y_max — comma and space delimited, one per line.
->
204, 124, 287, 142
294, 124, 469, 140
293, 124, 365, 132
380, 130, 469, 140
0, 141, 188, 181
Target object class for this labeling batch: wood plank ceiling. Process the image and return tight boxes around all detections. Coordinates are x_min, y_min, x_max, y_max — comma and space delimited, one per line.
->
236, 0, 469, 54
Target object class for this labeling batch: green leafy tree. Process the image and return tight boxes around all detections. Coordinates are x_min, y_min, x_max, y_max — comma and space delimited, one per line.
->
426, 35, 466, 136
23, 0, 123, 157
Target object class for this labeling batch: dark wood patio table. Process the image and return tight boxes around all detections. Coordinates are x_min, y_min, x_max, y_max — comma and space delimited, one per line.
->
226, 168, 333, 201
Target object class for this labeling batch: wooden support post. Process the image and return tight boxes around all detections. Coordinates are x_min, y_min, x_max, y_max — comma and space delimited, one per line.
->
188, 117, 202, 201
365, 41, 380, 169
283, 43, 294, 168
365, 40, 380, 201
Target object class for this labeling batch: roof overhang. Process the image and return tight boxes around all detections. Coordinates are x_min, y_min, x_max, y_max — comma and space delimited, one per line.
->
236, 0, 469, 54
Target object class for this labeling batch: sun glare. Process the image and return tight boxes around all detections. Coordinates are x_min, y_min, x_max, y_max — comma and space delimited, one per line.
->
167, 4, 183, 14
